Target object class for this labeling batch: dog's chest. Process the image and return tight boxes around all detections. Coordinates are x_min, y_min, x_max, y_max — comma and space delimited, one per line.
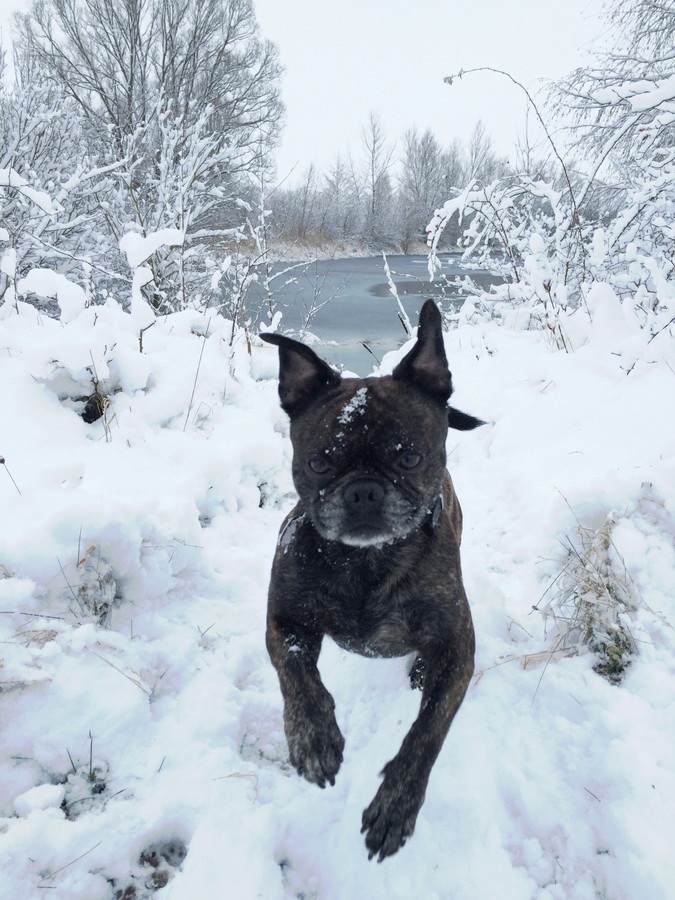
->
273, 511, 452, 658
314, 564, 417, 657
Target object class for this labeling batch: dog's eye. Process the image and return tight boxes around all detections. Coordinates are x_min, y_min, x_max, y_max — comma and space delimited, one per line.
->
308, 458, 333, 475
398, 451, 422, 470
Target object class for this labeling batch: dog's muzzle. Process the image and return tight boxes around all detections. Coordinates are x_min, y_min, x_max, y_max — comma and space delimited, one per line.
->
342, 478, 385, 520
336, 477, 394, 547
312, 475, 433, 548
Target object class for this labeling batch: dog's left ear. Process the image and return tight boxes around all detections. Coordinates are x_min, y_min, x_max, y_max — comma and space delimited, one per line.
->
393, 299, 452, 402
260, 332, 341, 416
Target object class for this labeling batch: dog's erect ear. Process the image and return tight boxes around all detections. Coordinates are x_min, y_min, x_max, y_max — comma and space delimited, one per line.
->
260, 333, 341, 415
447, 407, 485, 431
392, 299, 452, 402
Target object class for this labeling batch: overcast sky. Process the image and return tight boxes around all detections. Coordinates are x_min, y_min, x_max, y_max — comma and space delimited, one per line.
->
2, 0, 605, 182
254, 0, 605, 181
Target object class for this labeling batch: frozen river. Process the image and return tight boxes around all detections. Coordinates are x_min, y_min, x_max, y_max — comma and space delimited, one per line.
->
250, 253, 499, 373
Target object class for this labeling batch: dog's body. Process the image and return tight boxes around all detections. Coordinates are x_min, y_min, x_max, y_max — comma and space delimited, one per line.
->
262, 300, 481, 861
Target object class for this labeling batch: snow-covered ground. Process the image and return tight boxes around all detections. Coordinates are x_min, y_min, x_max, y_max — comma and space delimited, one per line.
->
1, 286, 674, 899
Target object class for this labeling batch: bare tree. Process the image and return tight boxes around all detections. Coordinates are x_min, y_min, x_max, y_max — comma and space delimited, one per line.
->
294, 164, 319, 242
361, 112, 395, 244
399, 127, 467, 251
322, 154, 360, 241
466, 120, 508, 182
15, 0, 282, 168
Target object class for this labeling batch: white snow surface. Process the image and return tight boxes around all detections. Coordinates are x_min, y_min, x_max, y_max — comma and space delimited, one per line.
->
1, 286, 674, 899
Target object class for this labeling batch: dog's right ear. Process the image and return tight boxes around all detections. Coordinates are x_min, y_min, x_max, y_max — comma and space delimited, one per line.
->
447, 407, 485, 431
392, 299, 452, 403
260, 333, 341, 416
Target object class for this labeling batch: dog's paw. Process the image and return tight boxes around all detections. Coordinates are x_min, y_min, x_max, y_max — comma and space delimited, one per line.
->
361, 773, 423, 862
285, 700, 344, 788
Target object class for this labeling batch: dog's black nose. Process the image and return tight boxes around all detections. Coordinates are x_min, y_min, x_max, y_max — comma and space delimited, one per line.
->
343, 479, 385, 515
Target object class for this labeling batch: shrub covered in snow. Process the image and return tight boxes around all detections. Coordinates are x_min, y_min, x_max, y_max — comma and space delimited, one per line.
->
428, 1, 674, 356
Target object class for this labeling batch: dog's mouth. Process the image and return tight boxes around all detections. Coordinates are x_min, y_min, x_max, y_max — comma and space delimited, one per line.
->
338, 525, 397, 549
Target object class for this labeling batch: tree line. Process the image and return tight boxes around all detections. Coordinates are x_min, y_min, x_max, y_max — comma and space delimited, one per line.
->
270, 117, 510, 252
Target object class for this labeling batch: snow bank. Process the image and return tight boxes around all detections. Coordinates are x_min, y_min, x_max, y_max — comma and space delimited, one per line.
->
0, 293, 673, 899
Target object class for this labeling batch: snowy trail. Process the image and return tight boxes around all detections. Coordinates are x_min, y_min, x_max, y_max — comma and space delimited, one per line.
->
1, 296, 674, 899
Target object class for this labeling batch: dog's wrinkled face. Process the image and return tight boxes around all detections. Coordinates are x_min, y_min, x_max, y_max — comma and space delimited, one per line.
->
290, 377, 448, 546
261, 300, 482, 548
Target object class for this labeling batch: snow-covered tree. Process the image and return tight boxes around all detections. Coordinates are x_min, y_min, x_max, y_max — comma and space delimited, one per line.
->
0, 52, 128, 307
14, 0, 282, 170
430, 2, 674, 348
398, 128, 466, 251
5, 0, 282, 312
556, 0, 675, 321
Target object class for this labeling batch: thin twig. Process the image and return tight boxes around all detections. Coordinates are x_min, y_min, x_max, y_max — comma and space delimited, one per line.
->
0, 455, 22, 494
647, 314, 675, 344
86, 648, 150, 695
183, 318, 211, 431
56, 557, 79, 605
360, 341, 380, 364
139, 320, 156, 352
38, 842, 102, 884
66, 748, 77, 775
382, 252, 413, 336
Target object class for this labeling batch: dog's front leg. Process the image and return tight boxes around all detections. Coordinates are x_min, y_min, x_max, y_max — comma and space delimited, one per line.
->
361, 634, 474, 861
267, 615, 345, 788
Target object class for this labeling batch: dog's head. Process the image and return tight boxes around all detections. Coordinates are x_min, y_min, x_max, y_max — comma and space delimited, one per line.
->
261, 300, 482, 547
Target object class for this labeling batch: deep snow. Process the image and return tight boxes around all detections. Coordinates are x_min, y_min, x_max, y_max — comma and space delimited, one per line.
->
0, 285, 674, 899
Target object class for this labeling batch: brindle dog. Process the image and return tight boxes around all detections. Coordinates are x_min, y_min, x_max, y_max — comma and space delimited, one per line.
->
261, 299, 482, 861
